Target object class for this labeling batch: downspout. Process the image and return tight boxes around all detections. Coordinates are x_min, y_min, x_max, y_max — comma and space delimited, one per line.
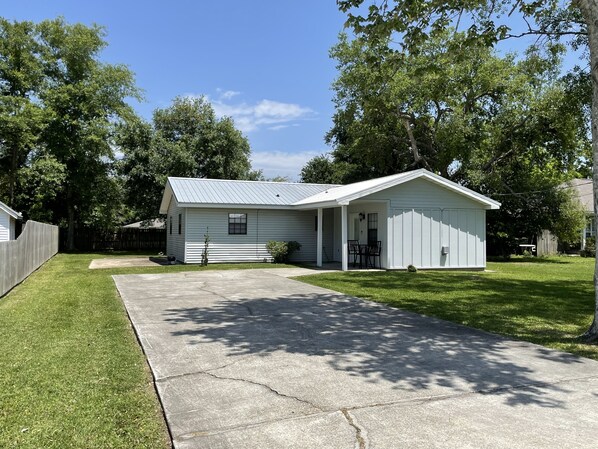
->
256, 209, 260, 261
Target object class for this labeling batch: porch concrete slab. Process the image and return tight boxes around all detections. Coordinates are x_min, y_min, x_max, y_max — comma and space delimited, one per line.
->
114, 268, 598, 448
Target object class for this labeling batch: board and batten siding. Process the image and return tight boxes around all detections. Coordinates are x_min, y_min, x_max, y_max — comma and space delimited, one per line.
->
392, 208, 485, 268
364, 177, 488, 269
166, 198, 185, 261
184, 208, 334, 263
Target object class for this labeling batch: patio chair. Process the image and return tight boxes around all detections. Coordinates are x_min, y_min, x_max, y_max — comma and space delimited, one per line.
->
348, 240, 359, 267
367, 241, 382, 269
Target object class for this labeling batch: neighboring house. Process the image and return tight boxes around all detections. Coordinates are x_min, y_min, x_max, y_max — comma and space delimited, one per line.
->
159, 168, 500, 270
0, 201, 23, 242
570, 178, 595, 250
536, 178, 594, 255
123, 218, 165, 229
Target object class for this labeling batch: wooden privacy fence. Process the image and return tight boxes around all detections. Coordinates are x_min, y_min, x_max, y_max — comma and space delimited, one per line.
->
59, 227, 166, 252
0, 220, 59, 297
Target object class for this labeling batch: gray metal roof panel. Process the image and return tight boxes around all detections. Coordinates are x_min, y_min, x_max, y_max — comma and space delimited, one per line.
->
168, 177, 340, 207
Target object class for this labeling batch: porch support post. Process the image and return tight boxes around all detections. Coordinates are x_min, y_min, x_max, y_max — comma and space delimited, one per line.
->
317, 207, 323, 267
341, 205, 348, 271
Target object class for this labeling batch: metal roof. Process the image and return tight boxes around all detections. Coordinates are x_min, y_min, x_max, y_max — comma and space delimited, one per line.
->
293, 169, 501, 209
160, 177, 339, 213
0, 201, 22, 219
159, 169, 500, 213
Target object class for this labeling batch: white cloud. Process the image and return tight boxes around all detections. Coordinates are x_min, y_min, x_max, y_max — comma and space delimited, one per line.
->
216, 88, 241, 100
211, 97, 315, 133
185, 91, 315, 133
250, 150, 321, 180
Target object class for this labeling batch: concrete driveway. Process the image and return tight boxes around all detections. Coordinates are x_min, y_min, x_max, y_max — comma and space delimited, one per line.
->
114, 269, 598, 449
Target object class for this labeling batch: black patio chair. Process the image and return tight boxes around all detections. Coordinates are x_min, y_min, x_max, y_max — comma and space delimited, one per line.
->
348, 240, 359, 267
367, 241, 382, 269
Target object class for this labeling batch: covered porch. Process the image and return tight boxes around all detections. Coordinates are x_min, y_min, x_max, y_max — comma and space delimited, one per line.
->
310, 201, 388, 272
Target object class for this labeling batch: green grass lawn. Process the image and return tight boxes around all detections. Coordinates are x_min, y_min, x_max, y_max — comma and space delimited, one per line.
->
298, 256, 598, 360
0, 253, 294, 449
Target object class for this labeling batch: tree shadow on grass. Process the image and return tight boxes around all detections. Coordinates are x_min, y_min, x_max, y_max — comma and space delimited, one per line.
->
487, 256, 573, 264
161, 280, 594, 409
308, 272, 595, 345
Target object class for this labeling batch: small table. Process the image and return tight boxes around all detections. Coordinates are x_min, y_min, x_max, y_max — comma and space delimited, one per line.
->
357, 244, 370, 268
519, 244, 536, 255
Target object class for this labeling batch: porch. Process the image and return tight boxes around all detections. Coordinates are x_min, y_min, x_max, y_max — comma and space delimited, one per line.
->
310, 202, 387, 272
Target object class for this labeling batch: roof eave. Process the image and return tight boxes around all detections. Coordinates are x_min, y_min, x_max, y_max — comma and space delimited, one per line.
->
159, 182, 174, 214
178, 203, 297, 210
0, 202, 22, 219
336, 170, 501, 210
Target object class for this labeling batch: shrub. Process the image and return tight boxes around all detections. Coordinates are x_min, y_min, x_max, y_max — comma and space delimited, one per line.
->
407, 264, 417, 273
581, 237, 596, 258
265, 240, 302, 263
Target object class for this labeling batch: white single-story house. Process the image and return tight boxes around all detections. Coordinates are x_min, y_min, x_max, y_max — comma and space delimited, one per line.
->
0, 201, 22, 242
570, 179, 595, 250
159, 168, 500, 270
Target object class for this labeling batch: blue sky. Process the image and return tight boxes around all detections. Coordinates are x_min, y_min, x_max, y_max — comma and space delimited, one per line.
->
2, 1, 587, 180
3, 0, 348, 179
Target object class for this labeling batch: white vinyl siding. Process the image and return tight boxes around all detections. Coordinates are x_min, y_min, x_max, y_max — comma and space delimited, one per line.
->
166, 198, 185, 262
185, 208, 334, 264
0, 211, 10, 242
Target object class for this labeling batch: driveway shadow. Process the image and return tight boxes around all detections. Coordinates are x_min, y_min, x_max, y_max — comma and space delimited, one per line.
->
162, 291, 586, 408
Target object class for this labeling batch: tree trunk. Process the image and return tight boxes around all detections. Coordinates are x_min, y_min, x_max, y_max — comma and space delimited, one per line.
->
9, 145, 18, 205
579, 0, 598, 343
67, 189, 76, 251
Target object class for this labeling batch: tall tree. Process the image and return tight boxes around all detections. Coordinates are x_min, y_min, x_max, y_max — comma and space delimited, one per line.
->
337, 0, 598, 342
37, 18, 139, 249
0, 19, 45, 205
119, 96, 254, 220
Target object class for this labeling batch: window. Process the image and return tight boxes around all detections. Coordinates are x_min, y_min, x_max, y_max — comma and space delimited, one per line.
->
367, 213, 378, 245
586, 216, 596, 238
178, 213, 182, 235
169, 216, 172, 235
314, 215, 318, 232
228, 213, 247, 235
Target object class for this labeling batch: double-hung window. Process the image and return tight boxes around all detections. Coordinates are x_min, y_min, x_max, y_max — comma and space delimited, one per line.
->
228, 213, 247, 235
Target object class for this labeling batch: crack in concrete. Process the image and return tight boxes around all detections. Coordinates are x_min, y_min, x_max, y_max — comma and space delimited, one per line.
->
175, 410, 341, 442
341, 409, 368, 449
156, 368, 325, 413
170, 373, 598, 443
201, 370, 326, 412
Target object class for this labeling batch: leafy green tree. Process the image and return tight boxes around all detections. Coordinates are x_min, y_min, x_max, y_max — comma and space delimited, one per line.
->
0, 18, 45, 206
119, 96, 254, 220
337, 0, 598, 341
15, 154, 66, 222
35, 18, 140, 249
300, 154, 346, 184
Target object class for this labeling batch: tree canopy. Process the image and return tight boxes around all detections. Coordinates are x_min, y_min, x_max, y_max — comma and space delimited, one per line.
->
331, 0, 598, 340
118, 96, 256, 221
303, 31, 589, 252
0, 18, 140, 248
0, 18, 261, 249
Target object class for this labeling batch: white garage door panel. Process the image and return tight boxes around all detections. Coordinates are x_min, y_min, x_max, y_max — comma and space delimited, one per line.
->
392, 208, 485, 269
